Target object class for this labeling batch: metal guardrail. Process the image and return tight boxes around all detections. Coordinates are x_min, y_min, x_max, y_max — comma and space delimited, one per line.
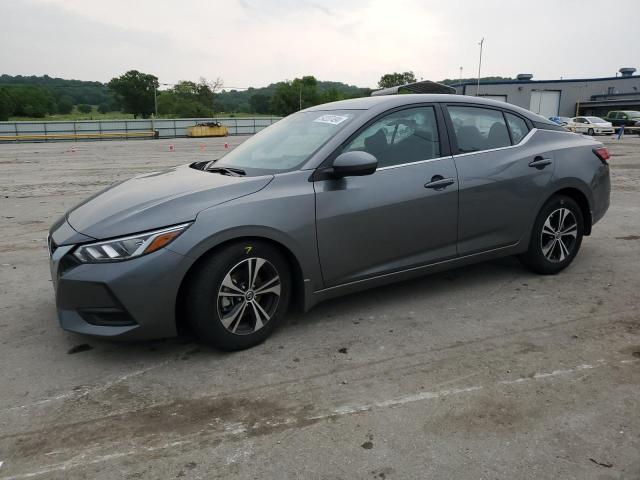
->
0, 117, 281, 142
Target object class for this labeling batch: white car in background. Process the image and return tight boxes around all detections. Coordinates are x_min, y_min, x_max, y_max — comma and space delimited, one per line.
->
567, 116, 615, 136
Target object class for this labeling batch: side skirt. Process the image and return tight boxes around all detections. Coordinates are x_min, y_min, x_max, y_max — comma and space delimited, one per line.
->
302, 242, 525, 311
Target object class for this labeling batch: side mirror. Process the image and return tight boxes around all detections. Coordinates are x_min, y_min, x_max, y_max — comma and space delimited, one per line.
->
330, 151, 378, 178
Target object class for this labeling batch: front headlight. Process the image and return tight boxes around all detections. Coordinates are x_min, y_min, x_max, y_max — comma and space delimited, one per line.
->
73, 223, 191, 263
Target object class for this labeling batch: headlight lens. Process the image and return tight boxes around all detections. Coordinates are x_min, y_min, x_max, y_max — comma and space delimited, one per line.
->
73, 223, 190, 263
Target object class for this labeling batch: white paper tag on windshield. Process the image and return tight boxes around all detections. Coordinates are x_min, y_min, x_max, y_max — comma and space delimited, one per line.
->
313, 114, 349, 125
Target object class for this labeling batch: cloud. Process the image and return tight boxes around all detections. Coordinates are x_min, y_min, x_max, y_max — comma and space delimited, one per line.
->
1, 0, 637, 88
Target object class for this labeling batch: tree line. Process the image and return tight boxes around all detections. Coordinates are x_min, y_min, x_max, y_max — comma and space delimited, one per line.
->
0, 70, 510, 121
105, 71, 373, 119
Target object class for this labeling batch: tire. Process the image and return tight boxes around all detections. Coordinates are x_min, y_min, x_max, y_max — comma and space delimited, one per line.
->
185, 240, 291, 351
587, 128, 595, 136
519, 195, 584, 275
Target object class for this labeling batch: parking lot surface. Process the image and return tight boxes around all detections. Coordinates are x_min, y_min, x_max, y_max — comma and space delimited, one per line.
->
0, 135, 639, 479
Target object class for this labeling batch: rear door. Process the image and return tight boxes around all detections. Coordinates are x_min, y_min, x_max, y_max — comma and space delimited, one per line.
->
444, 104, 555, 255
314, 105, 459, 287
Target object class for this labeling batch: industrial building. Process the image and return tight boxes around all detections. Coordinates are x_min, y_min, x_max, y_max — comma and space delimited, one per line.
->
454, 68, 640, 118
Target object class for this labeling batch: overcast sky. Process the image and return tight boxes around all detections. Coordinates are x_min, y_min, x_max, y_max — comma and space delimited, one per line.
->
1, 0, 637, 89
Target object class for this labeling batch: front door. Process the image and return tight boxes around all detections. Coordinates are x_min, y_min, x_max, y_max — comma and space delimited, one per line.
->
314, 105, 459, 287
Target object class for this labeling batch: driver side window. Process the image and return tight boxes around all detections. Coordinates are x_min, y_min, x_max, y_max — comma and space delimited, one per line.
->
343, 106, 440, 168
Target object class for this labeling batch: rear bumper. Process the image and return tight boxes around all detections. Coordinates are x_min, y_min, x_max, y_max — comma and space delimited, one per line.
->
50, 229, 193, 340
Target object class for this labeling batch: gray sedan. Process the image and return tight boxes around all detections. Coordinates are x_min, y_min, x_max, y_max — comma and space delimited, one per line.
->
48, 94, 611, 350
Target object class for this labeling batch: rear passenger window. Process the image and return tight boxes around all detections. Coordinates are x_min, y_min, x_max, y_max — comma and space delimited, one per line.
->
343, 106, 440, 168
448, 106, 510, 153
505, 113, 529, 144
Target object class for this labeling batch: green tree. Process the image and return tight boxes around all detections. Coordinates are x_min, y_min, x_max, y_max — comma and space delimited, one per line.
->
322, 87, 344, 103
249, 93, 271, 114
97, 102, 110, 114
77, 104, 92, 113
108, 70, 158, 118
8, 86, 56, 117
57, 96, 74, 114
270, 82, 297, 116
156, 79, 219, 117
0, 88, 14, 121
377, 71, 417, 89
270, 76, 322, 116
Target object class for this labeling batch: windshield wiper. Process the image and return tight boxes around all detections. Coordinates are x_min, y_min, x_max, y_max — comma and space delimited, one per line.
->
206, 166, 246, 177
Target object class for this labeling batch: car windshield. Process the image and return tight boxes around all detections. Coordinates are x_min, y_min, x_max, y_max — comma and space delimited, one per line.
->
214, 110, 362, 174
625, 111, 640, 118
586, 117, 606, 123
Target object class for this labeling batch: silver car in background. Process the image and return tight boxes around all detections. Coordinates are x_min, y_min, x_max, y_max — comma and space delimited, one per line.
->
49, 94, 611, 350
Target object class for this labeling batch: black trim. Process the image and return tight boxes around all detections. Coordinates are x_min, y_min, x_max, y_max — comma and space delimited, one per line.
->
502, 111, 514, 145
532, 120, 566, 131
311, 103, 449, 181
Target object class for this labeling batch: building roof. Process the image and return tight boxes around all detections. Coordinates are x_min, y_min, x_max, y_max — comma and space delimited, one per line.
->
458, 75, 640, 87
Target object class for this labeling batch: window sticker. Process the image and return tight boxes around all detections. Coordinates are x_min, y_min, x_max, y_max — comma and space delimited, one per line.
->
313, 114, 349, 125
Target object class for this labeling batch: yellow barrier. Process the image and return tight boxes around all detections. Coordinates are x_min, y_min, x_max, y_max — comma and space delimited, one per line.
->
0, 131, 157, 141
186, 125, 228, 137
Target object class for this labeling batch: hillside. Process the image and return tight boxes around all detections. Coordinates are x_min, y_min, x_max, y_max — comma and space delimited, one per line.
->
0, 74, 112, 105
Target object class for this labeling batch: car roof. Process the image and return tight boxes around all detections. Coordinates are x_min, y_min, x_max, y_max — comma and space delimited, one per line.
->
304, 94, 555, 125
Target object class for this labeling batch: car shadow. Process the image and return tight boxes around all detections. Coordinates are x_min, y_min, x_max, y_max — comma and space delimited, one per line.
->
56, 256, 530, 360
293, 255, 531, 328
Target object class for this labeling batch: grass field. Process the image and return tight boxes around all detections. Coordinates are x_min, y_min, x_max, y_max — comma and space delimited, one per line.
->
8, 107, 275, 122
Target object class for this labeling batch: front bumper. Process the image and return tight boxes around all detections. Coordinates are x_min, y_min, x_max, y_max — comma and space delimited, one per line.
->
49, 221, 193, 340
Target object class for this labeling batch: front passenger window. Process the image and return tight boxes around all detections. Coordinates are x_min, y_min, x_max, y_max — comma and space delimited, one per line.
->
343, 106, 440, 168
448, 106, 510, 153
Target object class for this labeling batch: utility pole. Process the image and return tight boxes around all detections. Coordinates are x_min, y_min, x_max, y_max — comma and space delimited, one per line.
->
299, 83, 302, 111
153, 86, 158, 118
459, 66, 463, 91
476, 38, 484, 96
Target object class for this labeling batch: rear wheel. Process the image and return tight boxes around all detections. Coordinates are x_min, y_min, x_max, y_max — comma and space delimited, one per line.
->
186, 240, 291, 351
587, 128, 595, 136
519, 195, 584, 274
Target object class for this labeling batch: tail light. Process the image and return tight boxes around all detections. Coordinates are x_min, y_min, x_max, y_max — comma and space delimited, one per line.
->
592, 147, 610, 165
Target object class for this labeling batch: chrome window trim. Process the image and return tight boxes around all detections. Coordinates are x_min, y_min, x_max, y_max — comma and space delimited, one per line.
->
452, 128, 538, 158
377, 155, 450, 171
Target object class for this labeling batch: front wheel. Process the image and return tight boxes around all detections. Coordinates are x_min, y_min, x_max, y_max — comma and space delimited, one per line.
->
186, 240, 291, 351
587, 128, 595, 136
519, 195, 584, 275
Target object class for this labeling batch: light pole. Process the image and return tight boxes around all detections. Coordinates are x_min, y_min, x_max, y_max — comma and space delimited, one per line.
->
476, 38, 484, 96
459, 66, 463, 92
153, 86, 158, 118
153, 83, 171, 118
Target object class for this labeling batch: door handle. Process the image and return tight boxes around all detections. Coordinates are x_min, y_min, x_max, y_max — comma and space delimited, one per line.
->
529, 156, 552, 169
424, 176, 455, 190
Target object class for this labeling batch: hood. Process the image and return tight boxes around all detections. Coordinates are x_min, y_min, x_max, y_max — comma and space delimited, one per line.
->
67, 164, 273, 239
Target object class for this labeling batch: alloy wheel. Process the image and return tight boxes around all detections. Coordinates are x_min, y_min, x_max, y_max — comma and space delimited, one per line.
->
217, 257, 281, 335
540, 207, 578, 263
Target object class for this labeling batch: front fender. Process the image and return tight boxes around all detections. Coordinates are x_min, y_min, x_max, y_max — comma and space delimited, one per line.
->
166, 170, 323, 294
